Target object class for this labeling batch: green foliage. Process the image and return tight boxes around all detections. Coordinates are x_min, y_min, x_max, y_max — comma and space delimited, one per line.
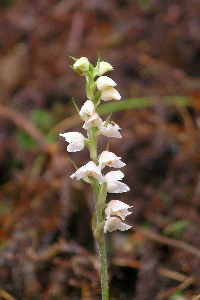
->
159, 192, 173, 205
17, 109, 56, 149
0, 0, 16, 9
171, 290, 187, 300
137, 0, 154, 9
30, 109, 56, 133
97, 96, 189, 115
17, 130, 37, 149
164, 220, 191, 238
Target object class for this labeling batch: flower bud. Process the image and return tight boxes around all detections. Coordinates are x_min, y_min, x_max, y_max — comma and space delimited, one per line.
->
97, 62, 114, 76
73, 57, 89, 72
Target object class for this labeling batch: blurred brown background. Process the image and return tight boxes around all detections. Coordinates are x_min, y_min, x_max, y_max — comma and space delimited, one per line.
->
1, 0, 200, 299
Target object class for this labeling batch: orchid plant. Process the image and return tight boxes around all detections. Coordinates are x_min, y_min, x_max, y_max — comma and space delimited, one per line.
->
59, 55, 132, 300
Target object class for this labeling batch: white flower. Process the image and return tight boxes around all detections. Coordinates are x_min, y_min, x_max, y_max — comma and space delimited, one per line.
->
59, 132, 85, 152
99, 151, 126, 168
96, 76, 117, 91
105, 200, 132, 220
79, 100, 95, 121
105, 171, 130, 193
104, 217, 132, 233
70, 161, 106, 182
101, 87, 121, 101
100, 121, 122, 138
97, 62, 114, 76
73, 57, 89, 72
83, 112, 103, 130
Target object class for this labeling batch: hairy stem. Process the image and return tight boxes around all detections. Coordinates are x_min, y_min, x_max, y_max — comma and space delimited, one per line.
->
93, 178, 109, 300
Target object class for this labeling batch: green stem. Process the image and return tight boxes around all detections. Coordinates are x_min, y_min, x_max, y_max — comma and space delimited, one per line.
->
89, 128, 98, 163
93, 179, 109, 300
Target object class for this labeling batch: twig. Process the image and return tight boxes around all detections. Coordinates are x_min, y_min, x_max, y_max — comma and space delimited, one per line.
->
131, 223, 200, 258
0, 289, 17, 300
157, 267, 192, 283
113, 257, 193, 283
157, 277, 195, 300
193, 295, 200, 300
52, 114, 80, 134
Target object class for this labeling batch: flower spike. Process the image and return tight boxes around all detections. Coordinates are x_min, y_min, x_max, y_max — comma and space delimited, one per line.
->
64, 55, 132, 300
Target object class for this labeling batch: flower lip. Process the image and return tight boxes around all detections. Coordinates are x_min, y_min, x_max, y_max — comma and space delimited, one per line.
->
83, 112, 103, 130
59, 132, 85, 152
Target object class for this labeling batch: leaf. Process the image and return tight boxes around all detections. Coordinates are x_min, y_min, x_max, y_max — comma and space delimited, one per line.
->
163, 220, 191, 238
72, 98, 80, 114
67, 158, 78, 170
96, 96, 189, 115
68, 55, 77, 62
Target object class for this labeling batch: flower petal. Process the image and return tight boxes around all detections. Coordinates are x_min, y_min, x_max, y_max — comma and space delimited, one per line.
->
99, 151, 126, 168
101, 87, 121, 101
105, 200, 132, 220
107, 182, 130, 193
79, 100, 95, 120
105, 170, 124, 181
83, 112, 103, 130
104, 217, 132, 233
96, 76, 117, 91
59, 132, 85, 152
99, 122, 122, 138
70, 161, 105, 182
104, 171, 129, 193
